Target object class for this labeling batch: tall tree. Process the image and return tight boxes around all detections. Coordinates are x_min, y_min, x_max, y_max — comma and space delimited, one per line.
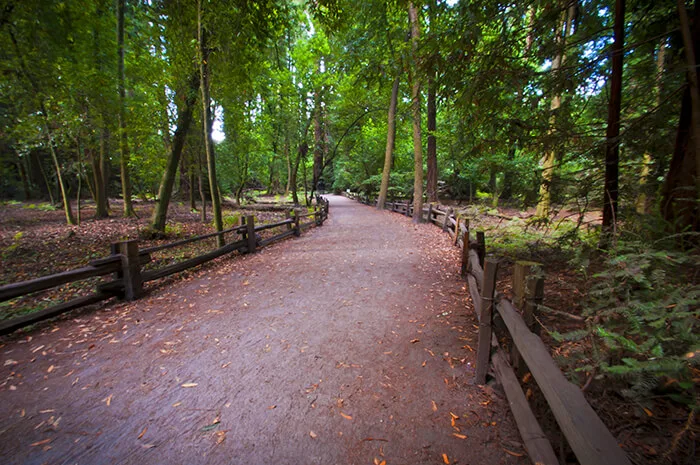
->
7, 28, 76, 225
601, 0, 626, 233
376, 74, 401, 210
661, 0, 700, 231
197, 0, 224, 246
426, 64, 438, 203
536, 1, 577, 218
409, 1, 424, 224
117, 0, 135, 217
150, 72, 200, 233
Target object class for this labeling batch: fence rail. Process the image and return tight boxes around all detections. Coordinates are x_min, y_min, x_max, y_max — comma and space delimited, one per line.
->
0, 196, 330, 336
344, 191, 631, 465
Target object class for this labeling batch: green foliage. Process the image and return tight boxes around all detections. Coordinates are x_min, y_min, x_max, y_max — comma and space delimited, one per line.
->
570, 242, 699, 404
2, 232, 24, 259
164, 222, 185, 237
222, 213, 241, 229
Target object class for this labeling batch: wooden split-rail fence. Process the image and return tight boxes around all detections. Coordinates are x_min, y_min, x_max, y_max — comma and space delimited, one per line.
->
0, 196, 330, 336
345, 192, 632, 465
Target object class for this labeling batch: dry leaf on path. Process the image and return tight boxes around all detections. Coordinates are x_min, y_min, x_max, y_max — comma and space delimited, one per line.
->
442, 453, 450, 464
431, 400, 438, 412
30, 438, 52, 447
181, 383, 198, 388
340, 412, 352, 420
103, 394, 113, 406
452, 433, 467, 439
503, 448, 524, 457
138, 427, 148, 439
309, 431, 318, 439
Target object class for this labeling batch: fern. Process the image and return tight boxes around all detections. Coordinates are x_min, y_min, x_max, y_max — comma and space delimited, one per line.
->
563, 240, 699, 403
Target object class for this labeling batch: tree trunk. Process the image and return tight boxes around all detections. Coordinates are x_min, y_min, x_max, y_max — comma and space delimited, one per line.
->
117, 0, 135, 217
409, 2, 424, 224
284, 135, 292, 196
15, 152, 31, 200
151, 72, 200, 232
536, 1, 576, 218
677, 0, 700, 199
636, 40, 665, 214
47, 129, 76, 225
198, 145, 207, 222
377, 75, 401, 209
311, 88, 323, 202
601, 0, 625, 234
426, 66, 438, 203
198, 0, 224, 246
661, 2, 700, 231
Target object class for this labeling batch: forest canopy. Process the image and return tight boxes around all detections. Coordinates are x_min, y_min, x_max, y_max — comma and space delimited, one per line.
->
0, 0, 697, 235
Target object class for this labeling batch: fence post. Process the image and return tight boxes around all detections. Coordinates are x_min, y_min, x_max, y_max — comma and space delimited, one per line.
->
244, 215, 256, 253
405, 201, 411, 217
460, 219, 471, 277
510, 261, 541, 372
524, 272, 544, 336
426, 203, 433, 223
285, 210, 293, 231
442, 208, 452, 232
110, 243, 123, 282
476, 231, 486, 268
293, 209, 301, 236
118, 240, 142, 301
476, 258, 499, 384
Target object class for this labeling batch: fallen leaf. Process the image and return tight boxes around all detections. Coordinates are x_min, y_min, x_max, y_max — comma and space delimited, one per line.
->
442, 453, 450, 464
503, 448, 524, 457
31, 438, 52, 447
138, 427, 148, 439
103, 394, 113, 406
449, 412, 459, 419
453, 433, 467, 439
47, 365, 55, 373
422, 360, 427, 367
268, 405, 277, 410
181, 383, 198, 388
643, 407, 653, 417
431, 400, 438, 412
215, 431, 226, 445
410, 339, 420, 344
201, 420, 220, 432
172, 402, 182, 407
142, 443, 156, 449
309, 431, 317, 439
340, 412, 352, 420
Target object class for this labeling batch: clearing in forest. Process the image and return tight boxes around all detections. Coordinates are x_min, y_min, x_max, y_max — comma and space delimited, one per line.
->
0, 195, 524, 465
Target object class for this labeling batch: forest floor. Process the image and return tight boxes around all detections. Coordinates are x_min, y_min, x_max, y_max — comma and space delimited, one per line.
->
0, 195, 527, 465
0, 198, 298, 322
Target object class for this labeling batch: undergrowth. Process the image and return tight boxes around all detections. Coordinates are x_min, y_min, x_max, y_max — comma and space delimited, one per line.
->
557, 241, 699, 407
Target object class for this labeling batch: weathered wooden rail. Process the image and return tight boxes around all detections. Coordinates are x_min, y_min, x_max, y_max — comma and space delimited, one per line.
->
0, 197, 330, 336
344, 192, 632, 465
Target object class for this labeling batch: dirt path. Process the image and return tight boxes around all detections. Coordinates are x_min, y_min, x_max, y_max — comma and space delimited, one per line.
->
0, 195, 524, 465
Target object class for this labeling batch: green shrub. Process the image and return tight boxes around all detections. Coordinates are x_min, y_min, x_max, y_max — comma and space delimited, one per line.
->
222, 213, 241, 228
556, 241, 699, 405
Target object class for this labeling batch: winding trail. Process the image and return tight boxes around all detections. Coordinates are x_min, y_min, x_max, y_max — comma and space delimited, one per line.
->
0, 195, 524, 465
